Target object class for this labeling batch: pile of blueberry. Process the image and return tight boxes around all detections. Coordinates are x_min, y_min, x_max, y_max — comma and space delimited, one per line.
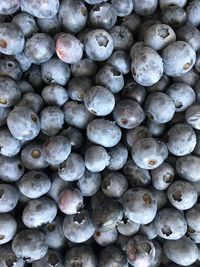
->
2, 0, 200, 266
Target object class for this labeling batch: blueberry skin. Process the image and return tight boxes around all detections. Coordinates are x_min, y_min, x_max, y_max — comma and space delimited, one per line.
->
22, 197, 57, 229
0, 214, 17, 245
16, 92, 44, 113
0, 106, 10, 126
185, 105, 200, 130
166, 82, 195, 112
56, 33, 83, 64
144, 24, 176, 51
43, 135, 71, 165
111, 0, 133, 16
126, 235, 156, 267
162, 41, 196, 77
58, 188, 83, 215
99, 246, 128, 267
58, 0, 87, 33
36, 15, 61, 36
0, 59, 22, 81
167, 180, 198, 210
93, 227, 118, 246
7, 106, 40, 141
193, 131, 200, 156
0, 0, 19, 15
71, 58, 97, 78
123, 159, 151, 187
159, 0, 187, 9
21, 142, 48, 170
106, 50, 131, 75
0, 23, 25, 55
195, 49, 200, 73
147, 74, 170, 93
18, 171, 51, 199
68, 77, 92, 102
147, 120, 166, 137
186, 0, 200, 27
42, 84, 69, 107
121, 13, 142, 34
117, 219, 140, 237
86, 118, 122, 148
176, 155, 200, 183
12, 229, 48, 263
121, 80, 147, 105
85, 0, 108, 3
176, 25, 200, 52
60, 126, 83, 151
92, 199, 123, 231
20, 0, 59, 19
161, 6, 186, 28
32, 250, 64, 267
150, 186, 168, 210
109, 25, 133, 52
102, 172, 128, 198
132, 138, 168, 170
0, 128, 21, 157
151, 162, 174, 190
131, 46, 163, 86
14, 52, 32, 72
123, 188, 157, 224
89, 3, 117, 30
58, 153, 85, 181
138, 20, 161, 42
77, 170, 101, 197
107, 143, 128, 171
64, 246, 97, 267
154, 208, 187, 240
0, 184, 18, 213
139, 221, 157, 240
40, 106, 64, 136
0, 244, 25, 267
0, 155, 24, 182
166, 123, 196, 156
84, 86, 115, 116
95, 65, 124, 94
186, 203, 200, 231
63, 101, 94, 129
133, 0, 158, 15
84, 29, 114, 61
63, 209, 96, 243
163, 237, 198, 266
25, 33, 55, 64
41, 57, 71, 86
113, 99, 145, 129
12, 12, 38, 38
0, 77, 21, 107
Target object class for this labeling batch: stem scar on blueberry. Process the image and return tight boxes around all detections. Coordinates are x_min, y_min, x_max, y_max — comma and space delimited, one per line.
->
162, 225, 172, 236
183, 62, 191, 70
31, 149, 41, 158
0, 39, 7, 48
48, 223, 56, 232
0, 98, 7, 104
172, 191, 182, 202
148, 159, 157, 166
143, 194, 152, 204
188, 226, 195, 234
31, 114, 37, 122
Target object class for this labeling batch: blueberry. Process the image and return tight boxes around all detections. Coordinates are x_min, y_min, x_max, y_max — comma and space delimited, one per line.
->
176, 25, 200, 52
18, 170, 51, 199
42, 84, 69, 107
71, 58, 97, 78
93, 228, 118, 246
58, 188, 83, 215
123, 188, 157, 224
132, 138, 168, 170
0, 155, 24, 182
16, 92, 44, 113
185, 105, 200, 130
0, 244, 25, 267
7, 106, 40, 141
163, 237, 198, 266
84, 85, 115, 116
41, 57, 71, 85
56, 33, 83, 64
133, 0, 158, 15
111, 0, 133, 16
151, 163, 175, 190
0, 214, 17, 244
117, 219, 140, 236
95, 65, 124, 94
0, 59, 22, 81
166, 82, 195, 112
68, 77, 92, 102
154, 208, 187, 240
89, 3, 117, 30
159, 0, 187, 9
37, 14, 61, 36
22, 197, 57, 228
99, 246, 128, 267
150, 186, 168, 210
0, 106, 10, 126
64, 246, 97, 267
193, 131, 200, 156
138, 20, 161, 41
25, 33, 55, 64
0, 0, 19, 15
85, 145, 109, 172
12, 229, 48, 262
106, 50, 131, 75
162, 41, 196, 77
0, 183, 18, 213
147, 120, 166, 137
139, 221, 157, 240
58, 153, 85, 181
23, 65, 44, 89
107, 143, 128, 171
147, 74, 170, 93
43, 135, 71, 165
60, 126, 83, 151
167, 180, 198, 210
0, 76, 21, 107
84, 29, 114, 61
32, 250, 64, 267
186, 203, 200, 231
121, 13, 142, 34
102, 172, 128, 198
166, 123, 196, 156
144, 24, 176, 51
121, 80, 147, 105
131, 46, 163, 86
58, 0, 87, 33
0, 23, 25, 55
109, 26, 133, 52
161, 6, 186, 28
176, 155, 200, 183
63, 101, 94, 129
63, 209, 95, 243
0, 128, 21, 157
14, 51, 32, 72
87, 118, 122, 147
20, 0, 59, 18
77, 169, 101, 197
113, 99, 145, 129
126, 235, 156, 267
186, 0, 200, 27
